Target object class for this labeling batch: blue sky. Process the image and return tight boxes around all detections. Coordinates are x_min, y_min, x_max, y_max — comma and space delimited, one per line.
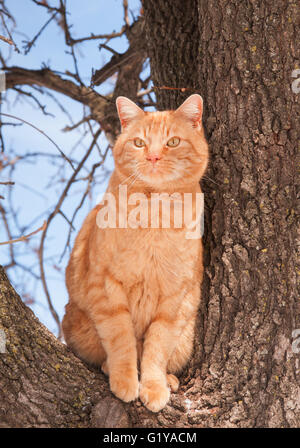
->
0, 0, 142, 335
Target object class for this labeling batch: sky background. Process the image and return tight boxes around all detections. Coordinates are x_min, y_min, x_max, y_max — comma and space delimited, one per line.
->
0, 0, 143, 335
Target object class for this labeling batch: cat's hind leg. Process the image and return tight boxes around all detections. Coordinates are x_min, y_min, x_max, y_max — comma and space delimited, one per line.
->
62, 301, 106, 368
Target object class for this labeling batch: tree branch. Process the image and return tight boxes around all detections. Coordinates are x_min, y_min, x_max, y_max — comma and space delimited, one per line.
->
0, 220, 46, 246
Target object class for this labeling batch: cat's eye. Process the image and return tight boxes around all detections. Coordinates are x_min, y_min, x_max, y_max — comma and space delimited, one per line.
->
133, 138, 146, 148
166, 137, 180, 147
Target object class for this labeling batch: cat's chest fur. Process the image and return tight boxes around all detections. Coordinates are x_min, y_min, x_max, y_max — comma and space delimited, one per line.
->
108, 228, 198, 339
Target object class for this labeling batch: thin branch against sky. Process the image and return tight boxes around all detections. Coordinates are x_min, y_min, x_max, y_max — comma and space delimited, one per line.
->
0, 0, 154, 336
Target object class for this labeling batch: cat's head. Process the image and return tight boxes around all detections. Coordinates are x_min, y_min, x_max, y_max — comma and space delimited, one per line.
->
113, 94, 208, 190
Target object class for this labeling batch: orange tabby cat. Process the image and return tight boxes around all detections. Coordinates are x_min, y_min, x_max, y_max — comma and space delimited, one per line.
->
62, 94, 208, 412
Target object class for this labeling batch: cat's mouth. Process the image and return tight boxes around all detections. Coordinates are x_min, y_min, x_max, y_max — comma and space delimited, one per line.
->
125, 160, 180, 186
141, 162, 165, 177
147, 164, 160, 174
138, 163, 179, 184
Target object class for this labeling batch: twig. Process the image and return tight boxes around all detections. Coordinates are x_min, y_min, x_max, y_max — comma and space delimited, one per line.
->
68, 27, 127, 46
153, 85, 194, 92
31, 0, 62, 13
59, 144, 109, 262
23, 11, 58, 54
12, 87, 54, 116
0, 11, 20, 53
0, 203, 14, 261
0, 34, 13, 46
62, 114, 92, 132
99, 43, 121, 57
38, 129, 102, 339
123, 0, 130, 27
0, 220, 46, 246
137, 87, 154, 97
91, 49, 140, 86
0, 113, 75, 171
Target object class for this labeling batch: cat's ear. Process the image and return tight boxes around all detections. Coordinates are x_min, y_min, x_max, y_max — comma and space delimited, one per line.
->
175, 94, 203, 126
116, 96, 144, 129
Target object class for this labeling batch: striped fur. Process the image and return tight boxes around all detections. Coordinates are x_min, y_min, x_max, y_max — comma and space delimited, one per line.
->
62, 95, 209, 412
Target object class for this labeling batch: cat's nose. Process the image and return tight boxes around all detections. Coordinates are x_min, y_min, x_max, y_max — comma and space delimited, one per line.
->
146, 154, 161, 164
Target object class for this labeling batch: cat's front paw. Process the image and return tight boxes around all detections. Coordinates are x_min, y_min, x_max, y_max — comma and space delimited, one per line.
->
109, 370, 139, 403
139, 380, 170, 412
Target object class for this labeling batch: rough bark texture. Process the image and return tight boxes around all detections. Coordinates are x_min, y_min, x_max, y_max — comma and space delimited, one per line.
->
144, 0, 300, 427
0, 266, 130, 428
1, 0, 299, 428
143, 0, 200, 110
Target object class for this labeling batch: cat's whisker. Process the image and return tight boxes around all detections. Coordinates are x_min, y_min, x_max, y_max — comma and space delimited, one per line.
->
129, 174, 140, 189
112, 170, 140, 194
64, 94, 208, 413
126, 170, 140, 190
118, 171, 138, 187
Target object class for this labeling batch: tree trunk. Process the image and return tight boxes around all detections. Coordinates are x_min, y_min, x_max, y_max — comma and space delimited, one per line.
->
144, 0, 300, 427
0, 0, 299, 428
0, 266, 130, 428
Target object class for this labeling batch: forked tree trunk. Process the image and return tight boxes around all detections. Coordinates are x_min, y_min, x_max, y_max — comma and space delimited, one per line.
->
0, 0, 299, 427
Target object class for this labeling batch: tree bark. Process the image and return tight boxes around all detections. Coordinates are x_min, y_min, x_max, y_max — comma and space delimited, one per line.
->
0, 266, 128, 428
144, 0, 300, 427
1, 0, 299, 428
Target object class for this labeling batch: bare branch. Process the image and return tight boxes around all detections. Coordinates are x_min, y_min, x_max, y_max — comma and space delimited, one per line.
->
69, 27, 127, 46
0, 112, 75, 170
0, 6, 20, 52
0, 1, 148, 334
23, 11, 58, 54
0, 221, 46, 246
0, 34, 13, 46
4, 66, 114, 136
31, 0, 62, 13
38, 128, 102, 338
123, 0, 130, 27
